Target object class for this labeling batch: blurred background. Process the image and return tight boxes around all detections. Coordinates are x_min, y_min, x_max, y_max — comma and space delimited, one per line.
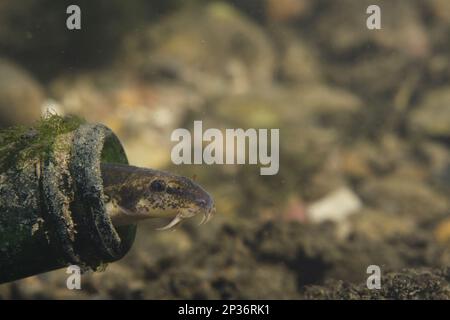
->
0, 0, 449, 299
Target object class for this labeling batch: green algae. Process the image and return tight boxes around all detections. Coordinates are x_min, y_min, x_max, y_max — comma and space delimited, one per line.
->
0, 113, 84, 172
0, 119, 136, 283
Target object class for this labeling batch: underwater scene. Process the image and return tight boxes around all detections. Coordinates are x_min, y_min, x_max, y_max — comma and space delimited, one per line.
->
0, 0, 450, 300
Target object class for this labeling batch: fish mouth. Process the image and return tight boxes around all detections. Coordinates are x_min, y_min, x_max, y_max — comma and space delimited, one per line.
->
156, 214, 183, 231
156, 202, 216, 231
199, 204, 216, 225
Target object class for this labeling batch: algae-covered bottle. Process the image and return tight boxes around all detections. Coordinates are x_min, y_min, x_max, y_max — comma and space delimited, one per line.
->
0, 116, 136, 284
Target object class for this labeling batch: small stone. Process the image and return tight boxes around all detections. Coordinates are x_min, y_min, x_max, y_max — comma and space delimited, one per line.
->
0, 58, 44, 128
409, 87, 450, 138
434, 218, 450, 244
307, 187, 362, 223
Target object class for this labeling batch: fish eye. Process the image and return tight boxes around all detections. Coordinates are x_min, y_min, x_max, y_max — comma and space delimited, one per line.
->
150, 180, 166, 192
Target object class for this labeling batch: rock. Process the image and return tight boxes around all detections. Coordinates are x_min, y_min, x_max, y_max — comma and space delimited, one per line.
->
120, 2, 276, 96
326, 52, 418, 101
304, 268, 450, 299
315, 0, 430, 58
314, 0, 430, 102
434, 218, 450, 245
307, 187, 362, 224
0, 58, 44, 128
49, 74, 112, 121
426, 0, 450, 23
348, 209, 416, 243
139, 221, 302, 299
417, 142, 450, 190
283, 196, 307, 223
360, 176, 449, 221
337, 134, 429, 185
209, 84, 362, 130
270, 26, 323, 83
1, 217, 446, 299
266, 0, 313, 22
305, 149, 350, 201
49, 72, 202, 168
211, 92, 283, 129
82, 264, 145, 299
173, 85, 362, 217
1, 276, 49, 299
249, 221, 439, 284
427, 54, 450, 86
409, 87, 450, 138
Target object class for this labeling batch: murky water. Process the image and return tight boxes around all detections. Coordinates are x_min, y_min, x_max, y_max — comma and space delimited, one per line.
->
0, 0, 449, 299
